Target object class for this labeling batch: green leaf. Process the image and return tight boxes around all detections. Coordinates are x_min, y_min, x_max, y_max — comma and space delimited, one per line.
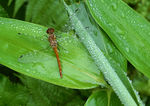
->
135, 1, 150, 21
123, 0, 139, 4
25, 0, 68, 30
20, 75, 85, 106
13, 0, 25, 17
132, 72, 150, 95
85, 90, 123, 106
0, 74, 29, 105
0, 5, 8, 17
86, 0, 150, 79
0, 70, 85, 106
64, 1, 143, 106
7, 0, 13, 6
0, 17, 107, 89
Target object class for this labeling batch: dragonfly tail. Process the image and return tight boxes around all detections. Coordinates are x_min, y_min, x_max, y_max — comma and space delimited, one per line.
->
53, 47, 62, 78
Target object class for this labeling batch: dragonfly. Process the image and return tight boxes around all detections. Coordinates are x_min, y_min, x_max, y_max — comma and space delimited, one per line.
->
46, 28, 62, 78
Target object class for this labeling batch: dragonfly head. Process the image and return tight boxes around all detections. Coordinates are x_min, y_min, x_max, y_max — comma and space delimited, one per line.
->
46, 28, 55, 34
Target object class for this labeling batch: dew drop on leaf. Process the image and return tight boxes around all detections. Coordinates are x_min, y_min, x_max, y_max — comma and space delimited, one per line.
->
111, 3, 117, 11
125, 47, 129, 52
116, 26, 124, 35
121, 13, 125, 18
26, 69, 30, 72
122, 36, 126, 40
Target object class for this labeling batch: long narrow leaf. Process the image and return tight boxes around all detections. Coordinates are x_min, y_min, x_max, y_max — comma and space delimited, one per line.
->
0, 17, 107, 89
64, 1, 143, 106
86, 0, 150, 79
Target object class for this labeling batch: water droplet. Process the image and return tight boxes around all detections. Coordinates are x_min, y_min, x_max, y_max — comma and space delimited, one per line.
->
0, 22, 4, 25
64, 50, 69, 54
116, 26, 124, 35
123, 36, 126, 39
32, 70, 36, 74
108, 23, 113, 27
81, 37, 85, 40
125, 48, 129, 52
111, 3, 117, 11
26, 69, 30, 72
121, 13, 125, 18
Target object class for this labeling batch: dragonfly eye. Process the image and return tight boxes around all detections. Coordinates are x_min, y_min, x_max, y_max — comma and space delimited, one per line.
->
47, 28, 55, 34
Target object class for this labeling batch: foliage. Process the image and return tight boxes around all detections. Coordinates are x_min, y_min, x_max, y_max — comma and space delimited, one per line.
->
0, 66, 85, 106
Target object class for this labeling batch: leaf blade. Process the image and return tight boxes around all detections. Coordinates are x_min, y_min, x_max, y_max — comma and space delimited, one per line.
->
86, 0, 150, 79
64, 1, 143, 105
0, 17, 106, 89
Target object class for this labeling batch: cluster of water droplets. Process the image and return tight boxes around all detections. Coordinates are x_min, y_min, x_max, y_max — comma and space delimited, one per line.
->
126, 76, 145, 106
67, 1, 139, 105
